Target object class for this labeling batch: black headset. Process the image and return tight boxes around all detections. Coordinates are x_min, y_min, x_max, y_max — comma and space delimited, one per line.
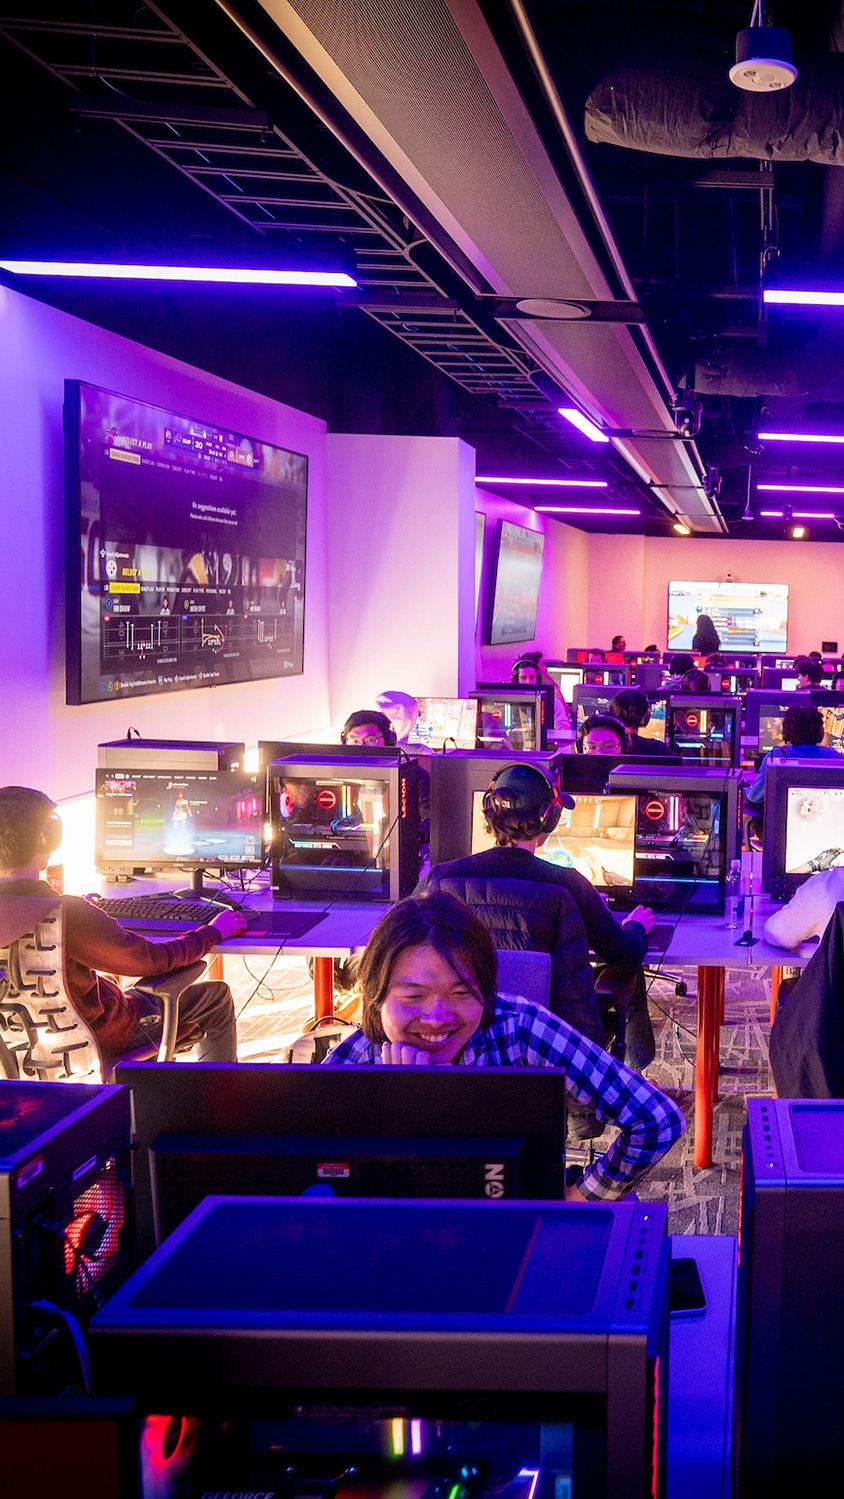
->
340, 710, 397, 746
575, 713, 631, 754
481, 763, 564, 837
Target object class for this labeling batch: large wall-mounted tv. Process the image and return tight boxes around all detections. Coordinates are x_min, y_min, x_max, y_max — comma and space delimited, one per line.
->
485, 520, 545, 646
668, 580, 788, 653
65, 381, 308, 705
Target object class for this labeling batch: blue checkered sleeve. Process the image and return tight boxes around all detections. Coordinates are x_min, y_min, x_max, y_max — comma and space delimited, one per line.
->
504, 999, 686, 1199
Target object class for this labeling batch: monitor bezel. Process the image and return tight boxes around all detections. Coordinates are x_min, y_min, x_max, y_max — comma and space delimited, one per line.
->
94, 761, 264, 878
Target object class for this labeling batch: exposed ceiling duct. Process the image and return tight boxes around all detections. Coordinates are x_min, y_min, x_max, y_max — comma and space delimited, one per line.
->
221, 0, 724, 532
586, 45, 844, 162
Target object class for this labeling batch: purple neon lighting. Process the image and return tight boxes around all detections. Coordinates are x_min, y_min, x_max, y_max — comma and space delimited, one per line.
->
0, 258, 357, 287
476, 475, 607, 487
757, 483, 844, 494
764, 289, 844, 306
760, 509, 836, 519
759, 510, 784, 517
558, 407, 610, 443
758, 430, 844, 444
534, 505, 640, 515
518, 1472, 540, 1499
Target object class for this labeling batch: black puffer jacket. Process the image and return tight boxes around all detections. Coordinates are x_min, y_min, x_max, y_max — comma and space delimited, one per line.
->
420, 846, 647, 1047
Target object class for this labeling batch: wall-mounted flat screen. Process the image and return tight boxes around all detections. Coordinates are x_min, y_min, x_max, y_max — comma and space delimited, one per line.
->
667, 581, 788, 653
485, 520, 545, 646
474, 511, 485, 627
65, 381, 308, 704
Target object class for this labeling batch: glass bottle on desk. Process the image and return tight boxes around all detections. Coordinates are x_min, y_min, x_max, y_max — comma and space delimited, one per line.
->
726, 858, 745, 929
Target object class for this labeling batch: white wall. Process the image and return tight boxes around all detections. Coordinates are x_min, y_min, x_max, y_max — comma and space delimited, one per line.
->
0, 285, 330, 798
325, 434, 476, 717
586, 532, 844, 654
474, 487, 588, 679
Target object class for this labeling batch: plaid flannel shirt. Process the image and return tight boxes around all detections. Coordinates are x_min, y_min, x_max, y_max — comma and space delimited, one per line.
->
323, 993, 685, 1200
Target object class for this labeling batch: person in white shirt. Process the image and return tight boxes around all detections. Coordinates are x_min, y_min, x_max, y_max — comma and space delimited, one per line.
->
764, 860, 844, 950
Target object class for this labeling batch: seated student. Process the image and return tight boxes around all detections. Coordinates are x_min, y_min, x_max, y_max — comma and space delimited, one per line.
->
746, 704, 843, 810
322, 891, 684, 1199
609, 689, 675, 757
662, 651, 695, 689
0, 786, 246, 1070
610, 634, 626, 653
375, 690, 419, 744
577, 713, 630, 755
417, 763, 656, 1071
678, 668, 712, 693
795, 655, 825, 688
341, 709, 397, 747
511, 653, 571, 731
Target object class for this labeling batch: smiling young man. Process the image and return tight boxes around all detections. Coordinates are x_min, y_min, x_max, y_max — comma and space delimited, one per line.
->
324, 892, 685, 1200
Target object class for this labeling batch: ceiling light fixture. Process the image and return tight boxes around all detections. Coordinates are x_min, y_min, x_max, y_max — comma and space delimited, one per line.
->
0, 259, 357, 288
758, 432, 844, 445
761, 508, 835, 519
476, 475, 607, 487
764, 290, 844, 307
760, 510, 785, 517
558, 407, 610, 444
791, 526, 807, 539
533, 506, 640, 515
672, 522, 691, 535
729, 5, 797, 92
757, 483, 844, 493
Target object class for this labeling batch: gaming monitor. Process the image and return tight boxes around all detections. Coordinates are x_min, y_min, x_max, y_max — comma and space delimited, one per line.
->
809, 691, 844, 752
269, 754, 418, 900
470, 787, 637, 893
544, 662, 584, 701
667, 695, 741, 766
65, 381, 308, 705
762, 761, 844, 898
113, 1061, 568, 1255
471, 687, 549, 752
94, 761, 263, 890
485, 520, 545, 646
743, 690, 810, 751
667, 580, 788, 652
428, 750, 557, 864
407, 697, 479, 750
608, 764, 741, 913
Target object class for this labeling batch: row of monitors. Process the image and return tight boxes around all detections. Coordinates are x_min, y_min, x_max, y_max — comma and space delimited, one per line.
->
94, 742, 741, 914
565, 647, 844, 669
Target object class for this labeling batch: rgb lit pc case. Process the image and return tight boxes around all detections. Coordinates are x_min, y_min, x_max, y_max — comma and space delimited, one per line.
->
761, 761, 844, 899
608, 764, 741, 913
666, 695, 741, 766
0, 1081, 132, 1394
471, 686, 551, 752
90, 1196, 671, 1499
269, 754, 418, 900
736, 1099, 844, 1492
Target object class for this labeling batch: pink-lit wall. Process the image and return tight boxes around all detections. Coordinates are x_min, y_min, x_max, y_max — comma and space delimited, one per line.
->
325, 434, 477, 716
0, 285, 330, 798
474, 487, 588, 680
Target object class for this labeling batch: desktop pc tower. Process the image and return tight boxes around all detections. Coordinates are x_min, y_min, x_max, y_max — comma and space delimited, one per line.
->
0, 1081, 132, 1395
90, 1195, 671, 1499
736, 1099, 844, 1493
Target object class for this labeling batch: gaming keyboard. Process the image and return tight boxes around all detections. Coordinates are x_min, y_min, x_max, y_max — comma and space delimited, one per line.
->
93, 895, 228, 929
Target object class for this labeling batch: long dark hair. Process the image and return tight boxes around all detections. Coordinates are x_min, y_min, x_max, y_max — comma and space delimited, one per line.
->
358, 892, 498, 1044
691, 614, 720, 653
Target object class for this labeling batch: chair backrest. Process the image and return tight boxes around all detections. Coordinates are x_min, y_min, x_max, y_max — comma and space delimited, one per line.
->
0, 896, 103, 1082
495, 948, 552, 1008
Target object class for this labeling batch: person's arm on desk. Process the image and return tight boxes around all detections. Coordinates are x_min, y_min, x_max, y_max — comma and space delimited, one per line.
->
567, 871, 650, 967
763, 866, 844, 950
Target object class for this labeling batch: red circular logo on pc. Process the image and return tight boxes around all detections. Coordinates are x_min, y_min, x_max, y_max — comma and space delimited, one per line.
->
316, 789, 338, 809
645, 798, 666, 820
685, 712, 699, 729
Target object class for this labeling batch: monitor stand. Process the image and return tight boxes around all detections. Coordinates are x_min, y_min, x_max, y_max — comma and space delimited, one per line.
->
173, 868, 242, 910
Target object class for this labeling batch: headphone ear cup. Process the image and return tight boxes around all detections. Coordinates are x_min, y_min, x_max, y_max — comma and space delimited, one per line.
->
386, 726, 397, 747
340, 731, 347, 744
541, 801, 562, 836
39, 812, 61, 857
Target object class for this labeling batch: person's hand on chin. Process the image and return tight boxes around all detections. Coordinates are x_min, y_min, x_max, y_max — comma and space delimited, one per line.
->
380, 1041, 432, 1065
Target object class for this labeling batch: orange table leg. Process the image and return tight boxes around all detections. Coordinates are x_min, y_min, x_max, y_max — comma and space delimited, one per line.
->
694, 965, 724, 1168
205, 952, 224, 983
770, 965, 784, 1026
312, 956, 335, 1022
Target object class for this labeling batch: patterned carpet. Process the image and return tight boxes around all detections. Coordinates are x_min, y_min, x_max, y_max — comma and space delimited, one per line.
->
221, 951, 777, 1238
